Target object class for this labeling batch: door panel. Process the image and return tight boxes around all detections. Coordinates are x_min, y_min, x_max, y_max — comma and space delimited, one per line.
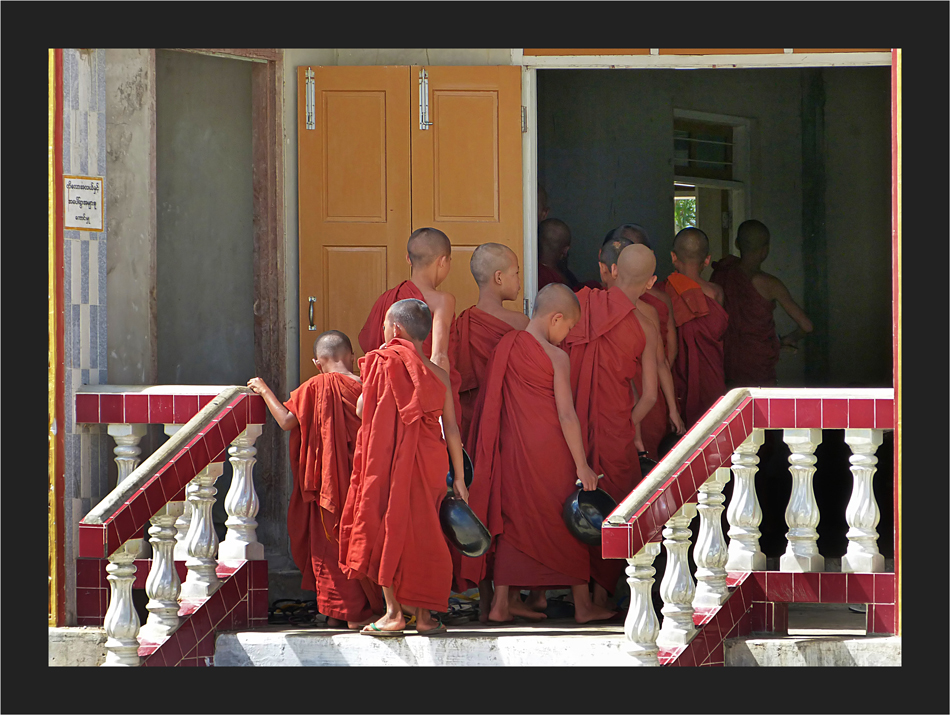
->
298, 67, 411, 380
411, 66, 524, 315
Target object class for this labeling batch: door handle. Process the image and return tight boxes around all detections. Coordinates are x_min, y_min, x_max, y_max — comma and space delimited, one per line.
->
308, 296, 317, 331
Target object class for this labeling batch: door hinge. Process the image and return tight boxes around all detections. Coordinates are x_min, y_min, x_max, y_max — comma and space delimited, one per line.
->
523, 298, 530, 316
305, 67, 315, 131
419, 68, 433, 130
521, 106, 528, 133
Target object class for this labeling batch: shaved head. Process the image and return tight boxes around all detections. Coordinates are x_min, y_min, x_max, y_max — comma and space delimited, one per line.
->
616, 244, 657, 285
407, 227, 451, 268
532, 282, 580, 321
471, 243, 516, 286
599, 235, 634, 270
313, 330, 353, 361
735, 219, 770, 253
386, 298, 432, 342
672, 227, 710, 264
604, 223, 651, 250
538, 218, 572, 254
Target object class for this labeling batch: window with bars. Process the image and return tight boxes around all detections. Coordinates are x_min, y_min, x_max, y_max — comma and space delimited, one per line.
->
673, 118, 734, 181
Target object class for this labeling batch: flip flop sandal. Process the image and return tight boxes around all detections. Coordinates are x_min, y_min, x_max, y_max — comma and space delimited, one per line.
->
417, 620, 448, 637
360, 622, 406, 637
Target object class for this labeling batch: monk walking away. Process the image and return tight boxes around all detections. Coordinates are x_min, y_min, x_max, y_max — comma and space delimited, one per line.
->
469, 284, 616, 625
341, 299, 469, 637
247, 331, 379, 629
711, 219, 813, 387
660, 228, 729, 428
565, 243, 660, 608
358, 227, 462, 422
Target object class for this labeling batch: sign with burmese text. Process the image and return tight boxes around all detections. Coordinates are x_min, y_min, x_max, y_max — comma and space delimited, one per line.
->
64, 175, 104, 231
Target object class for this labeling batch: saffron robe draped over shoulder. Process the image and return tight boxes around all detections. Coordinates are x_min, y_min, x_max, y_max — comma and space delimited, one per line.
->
710, 255, 781, 386
358, 280, 462, 423
562, 286, 645, 594
452, 306, 517, 450
459, 330, 589, 592
285, 373, 380, 622
338, 338, 453, 612
662, 274, 729, 428
636, 291, 672, 460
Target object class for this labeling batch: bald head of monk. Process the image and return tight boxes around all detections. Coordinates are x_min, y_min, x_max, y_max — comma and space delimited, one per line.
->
671, 227, 711, 270
604, 223, 652, 250
735, 219, 771, 261
598, 235, 634, 288
471, 243, 521, 299
384, 298, 432, 345
615, 244, 658, 295
531, 282, 580, 345
538, 218, 572, 266
313, 330, 355, 372
407, 227, 452, 280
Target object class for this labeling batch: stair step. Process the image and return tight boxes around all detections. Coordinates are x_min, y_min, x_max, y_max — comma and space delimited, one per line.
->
725, 635, 901, 666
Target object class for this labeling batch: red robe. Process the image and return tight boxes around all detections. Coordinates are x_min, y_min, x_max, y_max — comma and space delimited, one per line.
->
358, 280, 462, 423
339, 338, 453, 612
562, 286, 645, 594
459, 330, 590, 592
452, 306, 517, 451
662, 274, 729, 428
537, 263, 570, 291
711, 255, 781, 386
285, 373, 381, 622
636, 292, 671, 460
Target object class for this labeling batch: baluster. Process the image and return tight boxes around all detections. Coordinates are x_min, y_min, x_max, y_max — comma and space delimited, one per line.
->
780, 429, 824, 572
623, 542, 662, 666
139, 503, 185, 640
179, 462, 224, 599
101, 539, 144, 667
694, 467, 731, 608
165, 424, 193, 561
726, 429, 766, 571
841, 429, 885, 573
109, 423, 150, 558
219, 426, 264, 561
657, 503, 698, 647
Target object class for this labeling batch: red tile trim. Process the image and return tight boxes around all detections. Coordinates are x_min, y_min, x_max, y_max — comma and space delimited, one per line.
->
821, 398, 848, 428
768, 398, 795, 428
149, 394, 174, 423
75, 393, 100, 423
796, 398, 821, 428
819, 572, 847, 602
848, 399, 874, 429
847, 572, 875, 603
874, 399, 893, 429
173, 394, 200, 424
874, 573, 895, 604
752, 398, 769, 427
601, 525, 630, 559
248, 394, 267, 424
78, 525, 107, 559
100, 394, 125, 423
124, 394, 149, 423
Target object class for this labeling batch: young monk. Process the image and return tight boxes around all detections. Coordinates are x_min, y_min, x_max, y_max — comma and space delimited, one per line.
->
711, 219, 813, 387
564, 243, 660, 608
600, 231, 686, 459
358, 227, 462, 422
247, 331, 380, 629
340, 299, 469, 637
467, 283, 617, 625
658, 228, 729, 428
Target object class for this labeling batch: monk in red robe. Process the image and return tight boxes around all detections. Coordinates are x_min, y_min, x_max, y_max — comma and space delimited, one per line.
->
247, 331, 380, 628
341, 299, 469, 636
565, 244, 660, 607
711, 219, 813, 387
599, 228, 685, 460
358, 227, 462, 422
537, 218, 599, 292
467, 283, 616, 625
659, 228, 730, 428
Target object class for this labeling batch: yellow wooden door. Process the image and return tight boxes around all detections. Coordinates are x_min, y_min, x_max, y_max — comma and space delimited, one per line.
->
298, 65, 523, 382
297, 66, 411, 380
411, 66, 524, 315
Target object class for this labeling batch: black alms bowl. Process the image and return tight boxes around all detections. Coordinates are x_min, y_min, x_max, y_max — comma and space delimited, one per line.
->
639, 453, 659, 476
658, 433, 681, 460
440, 497, 491, 557
562, 488, 618, 546
446, 448, 475, 494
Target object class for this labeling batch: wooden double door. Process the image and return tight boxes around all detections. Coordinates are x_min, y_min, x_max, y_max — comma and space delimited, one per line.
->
297, 65, 523, 381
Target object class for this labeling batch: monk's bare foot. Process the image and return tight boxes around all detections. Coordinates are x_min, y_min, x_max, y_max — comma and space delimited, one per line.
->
592, 583, 610, 609
326, 616, 349, 628
507, 600, 547, 621
487, 600, 514, 624
525, 590, 548, 612
347, 617, 375, 630
573, 602, 617, 624
415, 609, 446, 635
361, 613, 405, 634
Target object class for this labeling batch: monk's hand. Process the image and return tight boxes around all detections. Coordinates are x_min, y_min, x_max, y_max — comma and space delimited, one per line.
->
633, 432, 647, 454
454, 479, 470, 504
247, 377, 269, 396
669, 410, 686, 435
780, 335, 799, 353
577, 466, 599, 492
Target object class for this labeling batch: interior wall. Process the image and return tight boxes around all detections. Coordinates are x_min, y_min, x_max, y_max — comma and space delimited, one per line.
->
156, 50, 255, 386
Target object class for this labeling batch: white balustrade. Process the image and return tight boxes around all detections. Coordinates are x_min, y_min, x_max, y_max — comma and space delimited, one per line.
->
180, 462, 224, 599
623, 542, 662, 666
165, 424, 193, 561
841, 429, 885, 573
780, 428, 824, 572
219, 426, 264, 562
109, 423, 150, 558
694, 467, 731, 608
102, 539, 145, 667
726, 429, 766, 571
139, 503, 185, 641
657, 503, 698, 647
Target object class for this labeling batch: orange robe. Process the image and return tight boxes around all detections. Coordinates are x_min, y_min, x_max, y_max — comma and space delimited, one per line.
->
711, 255, 781, 386
285, 373, 381, 622
460, 330, 589, 592
636, 292, 671, 460
562, 286, 645, 594
339, 338, 453, 612
662, 274, 729, 428
358, 280, 462, 423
